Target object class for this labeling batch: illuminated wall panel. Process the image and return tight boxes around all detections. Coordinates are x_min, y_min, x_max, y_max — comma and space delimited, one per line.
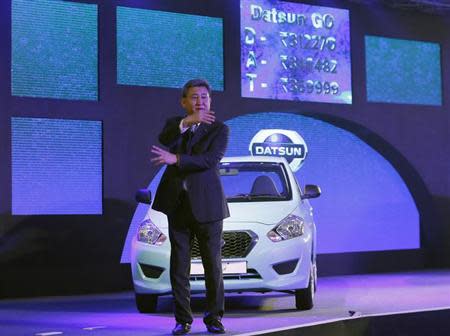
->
365, 36, 442, 105
117, 6, 224, 90
12, 117, 102, 215
12, 0, 98, 100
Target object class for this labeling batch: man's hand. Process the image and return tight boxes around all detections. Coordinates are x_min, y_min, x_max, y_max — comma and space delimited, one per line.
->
151, 145, 177, 165
183, 110, 215, 127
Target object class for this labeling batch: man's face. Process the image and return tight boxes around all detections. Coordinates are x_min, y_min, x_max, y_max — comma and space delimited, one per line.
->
181, 86, 211, 116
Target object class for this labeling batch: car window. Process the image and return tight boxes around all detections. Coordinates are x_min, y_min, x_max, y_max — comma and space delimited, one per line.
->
219, 162, 292, 202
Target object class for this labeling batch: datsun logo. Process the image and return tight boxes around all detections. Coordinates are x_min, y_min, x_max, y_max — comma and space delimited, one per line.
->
249, 129, 308, 172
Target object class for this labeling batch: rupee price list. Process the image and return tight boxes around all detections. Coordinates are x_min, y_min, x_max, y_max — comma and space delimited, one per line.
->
241, 0, 352, 104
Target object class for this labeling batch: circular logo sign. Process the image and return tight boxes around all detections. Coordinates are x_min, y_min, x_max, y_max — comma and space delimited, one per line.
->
248, 129, 308, 172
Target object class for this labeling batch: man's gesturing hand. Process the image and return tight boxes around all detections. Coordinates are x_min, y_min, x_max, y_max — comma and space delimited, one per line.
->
183, 110, 215, 127
151, 145, 177, 165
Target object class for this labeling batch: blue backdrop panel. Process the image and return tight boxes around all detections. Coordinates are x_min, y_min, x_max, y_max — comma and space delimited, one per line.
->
365, 36, 441, 105
117, 6, 224, 91
11, 0, 98, 101
12, 117, 102, 215
225, 113, 419, 253
121, 112, 419, 262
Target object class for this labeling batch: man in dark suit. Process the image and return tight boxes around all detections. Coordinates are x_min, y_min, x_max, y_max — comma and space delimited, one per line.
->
151, 79, 229, 335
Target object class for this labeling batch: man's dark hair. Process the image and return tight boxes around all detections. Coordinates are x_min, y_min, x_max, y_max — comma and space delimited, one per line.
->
181, 79, 212, 97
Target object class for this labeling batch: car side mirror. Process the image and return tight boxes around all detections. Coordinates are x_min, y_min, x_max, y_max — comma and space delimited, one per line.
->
135, 189, 152, 204
302, 185, 321, 199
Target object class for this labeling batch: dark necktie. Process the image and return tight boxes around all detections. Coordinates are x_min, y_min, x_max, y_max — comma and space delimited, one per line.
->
181, 126, 195, 154
186, 125, 197, 154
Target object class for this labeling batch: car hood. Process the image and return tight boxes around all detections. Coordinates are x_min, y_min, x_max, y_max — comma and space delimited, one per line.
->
225, 201, 297, 225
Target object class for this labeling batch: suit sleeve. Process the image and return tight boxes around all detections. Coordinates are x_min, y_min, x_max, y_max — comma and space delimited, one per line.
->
178, 124, 229, 172
158, 116, 184, 149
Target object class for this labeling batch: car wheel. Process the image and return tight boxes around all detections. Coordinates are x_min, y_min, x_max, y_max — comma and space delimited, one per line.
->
295, 266, 315, 310
135, 293, 158, 313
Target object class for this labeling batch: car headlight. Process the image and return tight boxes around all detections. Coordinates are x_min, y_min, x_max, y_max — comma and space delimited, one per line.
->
137, 219, 167, 246
267, 214, 305, 242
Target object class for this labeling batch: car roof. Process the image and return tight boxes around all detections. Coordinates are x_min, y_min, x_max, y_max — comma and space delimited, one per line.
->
221, 156, 288, 164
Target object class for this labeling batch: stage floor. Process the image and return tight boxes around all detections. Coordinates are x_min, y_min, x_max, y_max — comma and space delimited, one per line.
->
1, 270, 450, 336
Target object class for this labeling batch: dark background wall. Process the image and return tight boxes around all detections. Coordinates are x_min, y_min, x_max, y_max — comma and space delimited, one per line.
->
0, 0, 449, 297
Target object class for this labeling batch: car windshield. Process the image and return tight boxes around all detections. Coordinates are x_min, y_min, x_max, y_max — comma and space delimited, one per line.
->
219, 161, 292, 202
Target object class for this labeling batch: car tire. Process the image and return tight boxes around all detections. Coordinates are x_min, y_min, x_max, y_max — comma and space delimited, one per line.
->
295, 266, 315, 310
135, 293, 158, 313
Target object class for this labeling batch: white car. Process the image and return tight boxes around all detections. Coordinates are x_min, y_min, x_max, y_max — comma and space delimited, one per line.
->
131, 156, 321, 312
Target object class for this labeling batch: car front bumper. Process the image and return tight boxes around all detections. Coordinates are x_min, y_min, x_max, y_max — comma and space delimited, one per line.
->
132, 221, 313, 295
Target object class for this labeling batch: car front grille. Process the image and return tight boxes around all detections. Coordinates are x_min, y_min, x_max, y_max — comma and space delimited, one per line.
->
191, 230, 256, 260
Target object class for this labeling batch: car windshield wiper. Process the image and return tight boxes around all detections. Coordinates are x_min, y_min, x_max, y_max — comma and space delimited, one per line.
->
227, 193, 284, 201
228, 193, 253, 200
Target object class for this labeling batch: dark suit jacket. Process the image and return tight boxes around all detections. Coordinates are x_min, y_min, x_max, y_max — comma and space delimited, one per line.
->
152, 116, 230, 223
